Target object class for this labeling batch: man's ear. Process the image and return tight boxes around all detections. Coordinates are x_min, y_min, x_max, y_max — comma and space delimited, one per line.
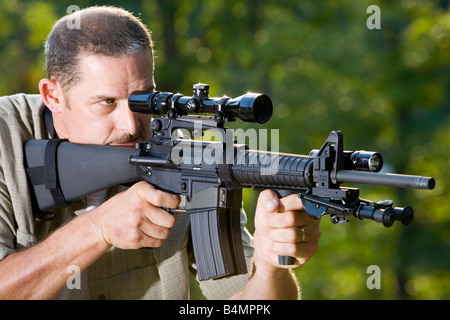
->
39, 78, 65, 113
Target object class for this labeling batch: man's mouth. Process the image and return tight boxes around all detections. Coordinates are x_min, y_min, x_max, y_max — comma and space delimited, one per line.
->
109, 132, 144, 147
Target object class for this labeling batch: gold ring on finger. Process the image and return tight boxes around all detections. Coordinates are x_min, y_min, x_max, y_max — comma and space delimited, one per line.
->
300, 227, 306, 242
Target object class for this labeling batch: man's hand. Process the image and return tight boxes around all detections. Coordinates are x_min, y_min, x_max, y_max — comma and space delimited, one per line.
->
94, 181, 181, 249
230, 189, 320, 299
253, 189, 321, 272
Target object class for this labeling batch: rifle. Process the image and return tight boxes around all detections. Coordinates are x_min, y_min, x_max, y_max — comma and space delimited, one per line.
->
24, 83, 435, 280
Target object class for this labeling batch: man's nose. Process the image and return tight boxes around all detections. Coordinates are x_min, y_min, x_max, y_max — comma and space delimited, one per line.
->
117, 102, 137, 134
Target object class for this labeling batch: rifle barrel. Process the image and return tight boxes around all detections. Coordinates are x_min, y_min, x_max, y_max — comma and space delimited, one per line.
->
336, 170, 435, 190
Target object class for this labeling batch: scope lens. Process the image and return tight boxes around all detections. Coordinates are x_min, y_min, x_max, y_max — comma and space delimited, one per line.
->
228, 93, 273, 123
252, 95, 273, 124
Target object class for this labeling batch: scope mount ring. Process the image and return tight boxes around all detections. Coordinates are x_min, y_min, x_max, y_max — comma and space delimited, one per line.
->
213, 97, 233, 126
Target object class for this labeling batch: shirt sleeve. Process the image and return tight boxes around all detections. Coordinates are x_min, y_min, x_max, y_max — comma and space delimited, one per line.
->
0, 115, 18, 260
0, 94, 46, 260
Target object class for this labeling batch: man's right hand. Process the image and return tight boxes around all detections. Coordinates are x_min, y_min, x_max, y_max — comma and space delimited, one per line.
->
94, 181, 181, 249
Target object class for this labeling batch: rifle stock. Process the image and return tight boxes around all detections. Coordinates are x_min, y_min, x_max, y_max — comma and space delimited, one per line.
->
24, 140, 139, 211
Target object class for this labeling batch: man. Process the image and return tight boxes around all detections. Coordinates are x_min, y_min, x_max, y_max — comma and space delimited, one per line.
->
0, 6, 320, 299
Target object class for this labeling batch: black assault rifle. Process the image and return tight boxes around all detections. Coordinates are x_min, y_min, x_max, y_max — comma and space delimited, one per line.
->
24, 83, 435, 281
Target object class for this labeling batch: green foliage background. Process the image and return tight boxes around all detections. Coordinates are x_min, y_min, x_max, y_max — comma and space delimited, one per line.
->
1, 0, 448, 299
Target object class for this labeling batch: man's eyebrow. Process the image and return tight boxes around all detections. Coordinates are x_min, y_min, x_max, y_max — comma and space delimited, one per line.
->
89, 85, 155, 102
89, 94, 118, 102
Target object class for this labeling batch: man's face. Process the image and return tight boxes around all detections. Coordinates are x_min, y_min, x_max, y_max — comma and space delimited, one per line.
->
55, 50, 154, 145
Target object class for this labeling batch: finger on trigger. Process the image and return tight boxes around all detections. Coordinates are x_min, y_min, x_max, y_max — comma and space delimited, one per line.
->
146, 207, 176, 229
137, 182, 181, 209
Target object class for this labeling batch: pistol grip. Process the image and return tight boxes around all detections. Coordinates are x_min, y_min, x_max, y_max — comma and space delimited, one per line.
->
272, 190, 299, 266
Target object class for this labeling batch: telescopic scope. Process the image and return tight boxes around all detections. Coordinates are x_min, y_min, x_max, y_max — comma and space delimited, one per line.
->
128, 83, 273, 124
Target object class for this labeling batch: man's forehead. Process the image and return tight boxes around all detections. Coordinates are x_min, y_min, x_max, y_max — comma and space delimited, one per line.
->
74, 51, 155, 92
78, 51, 153, 72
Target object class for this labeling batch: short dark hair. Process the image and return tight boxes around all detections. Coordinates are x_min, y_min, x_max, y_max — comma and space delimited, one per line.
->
44, 6, 153, 89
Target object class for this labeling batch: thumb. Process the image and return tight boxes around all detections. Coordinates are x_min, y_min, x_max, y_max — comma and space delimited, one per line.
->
257, 189, 280, 213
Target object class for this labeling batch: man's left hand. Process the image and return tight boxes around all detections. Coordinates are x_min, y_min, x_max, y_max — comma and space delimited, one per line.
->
253, 189, 321, 272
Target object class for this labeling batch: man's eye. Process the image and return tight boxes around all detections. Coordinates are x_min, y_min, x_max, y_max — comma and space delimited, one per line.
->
100, 98, 116, 106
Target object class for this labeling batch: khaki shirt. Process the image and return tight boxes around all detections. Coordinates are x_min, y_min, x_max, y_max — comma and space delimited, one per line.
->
0, 94, 254, 299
